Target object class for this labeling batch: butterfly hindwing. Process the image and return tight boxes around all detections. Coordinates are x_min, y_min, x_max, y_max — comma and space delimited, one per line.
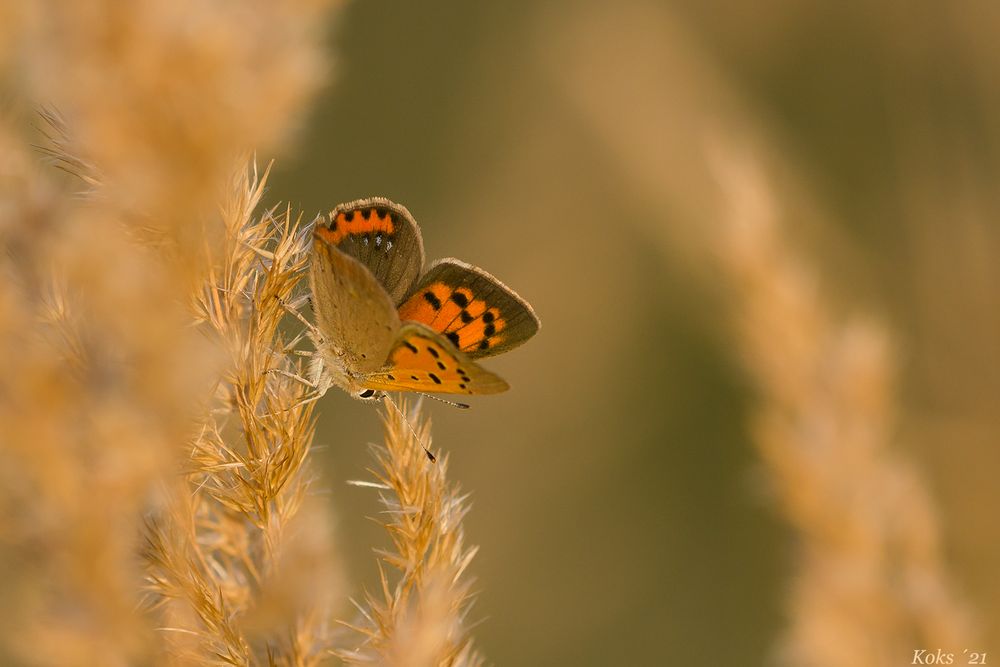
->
310, 234, 400, 373
314, 197, 425, 305
362, 322, 509, 395
397, 258, 540, 359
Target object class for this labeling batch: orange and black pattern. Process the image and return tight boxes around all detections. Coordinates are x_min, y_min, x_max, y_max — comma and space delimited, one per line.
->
397, 259, 540, 359
363, 323, 509, 395
311, 196, 539, 396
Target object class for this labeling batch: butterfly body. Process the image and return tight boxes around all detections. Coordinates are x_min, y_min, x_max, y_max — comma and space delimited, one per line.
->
306, 197, 539, 401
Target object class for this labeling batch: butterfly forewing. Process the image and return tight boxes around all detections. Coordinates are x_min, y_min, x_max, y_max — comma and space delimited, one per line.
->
397, 258, 540, 359
363, 323, 509, 395
310, 235, 400, 373
315, 197, 425, 305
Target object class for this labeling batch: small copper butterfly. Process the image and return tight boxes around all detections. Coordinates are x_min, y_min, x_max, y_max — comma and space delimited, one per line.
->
303, 197, 540, 403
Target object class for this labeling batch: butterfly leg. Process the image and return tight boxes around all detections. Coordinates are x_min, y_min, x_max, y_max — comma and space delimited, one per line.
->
261, 365, 330, 416
276, 296, 323, 339
266, 367, 317, 389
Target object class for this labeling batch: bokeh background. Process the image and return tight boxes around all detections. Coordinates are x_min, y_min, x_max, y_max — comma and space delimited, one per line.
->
266, 1, 1000, 664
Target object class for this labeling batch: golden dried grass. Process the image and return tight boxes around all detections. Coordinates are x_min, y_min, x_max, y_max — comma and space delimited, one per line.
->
338, 402, 483, 667
1, 3, 488, 664
21, 0, 333, 262
141, 162, 344, 665
711, 147, 975, 666
0, 1, 357, 664
547, 4, 977, 660
0, 91, 222, 667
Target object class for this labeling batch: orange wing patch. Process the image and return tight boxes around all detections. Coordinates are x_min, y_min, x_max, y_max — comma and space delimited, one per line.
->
315, 206, 396, 246
398, 282, 508, 354
397, 282, 450, 324
362, 324, 509, 395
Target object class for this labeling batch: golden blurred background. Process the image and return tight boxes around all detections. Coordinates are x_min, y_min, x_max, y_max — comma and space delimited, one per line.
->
3, 0, 998, 664
261, 0, 1000, 664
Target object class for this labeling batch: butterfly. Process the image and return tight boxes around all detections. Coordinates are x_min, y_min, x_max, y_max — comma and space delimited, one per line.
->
300, 197, 540, 404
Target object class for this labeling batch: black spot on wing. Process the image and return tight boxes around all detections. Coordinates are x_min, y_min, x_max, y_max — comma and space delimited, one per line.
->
429, 373, 442, 385
424, 291, 442, 310
446, 332, 460, 347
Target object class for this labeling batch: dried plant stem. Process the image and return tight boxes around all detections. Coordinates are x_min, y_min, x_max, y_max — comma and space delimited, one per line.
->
2, 0, 340, 664
143, 162, 342, 665
712, 149, 974, 666
0, 102, 219, 667
338, 401, 483, 667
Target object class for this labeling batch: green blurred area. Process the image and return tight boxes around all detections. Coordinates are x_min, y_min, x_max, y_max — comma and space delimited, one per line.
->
270, 1, 1000, 663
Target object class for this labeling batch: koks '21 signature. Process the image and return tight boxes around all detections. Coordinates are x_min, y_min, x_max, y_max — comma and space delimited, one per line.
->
913, 649, 988, 665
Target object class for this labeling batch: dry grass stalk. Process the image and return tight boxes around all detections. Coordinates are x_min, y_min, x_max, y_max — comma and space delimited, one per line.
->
711, 148, 974, 666
21, 0, 334, 263
1, 1, 338, 663
338, 402, 484, 667
0, 98, 221, 667
143, 161, 343, 665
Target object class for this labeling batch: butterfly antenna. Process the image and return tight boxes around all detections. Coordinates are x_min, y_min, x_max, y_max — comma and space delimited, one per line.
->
383, 394, 437, 463
415, 392, 471, 410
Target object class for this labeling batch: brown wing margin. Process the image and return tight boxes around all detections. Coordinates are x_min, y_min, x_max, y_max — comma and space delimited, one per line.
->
313, 197, 425, 305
